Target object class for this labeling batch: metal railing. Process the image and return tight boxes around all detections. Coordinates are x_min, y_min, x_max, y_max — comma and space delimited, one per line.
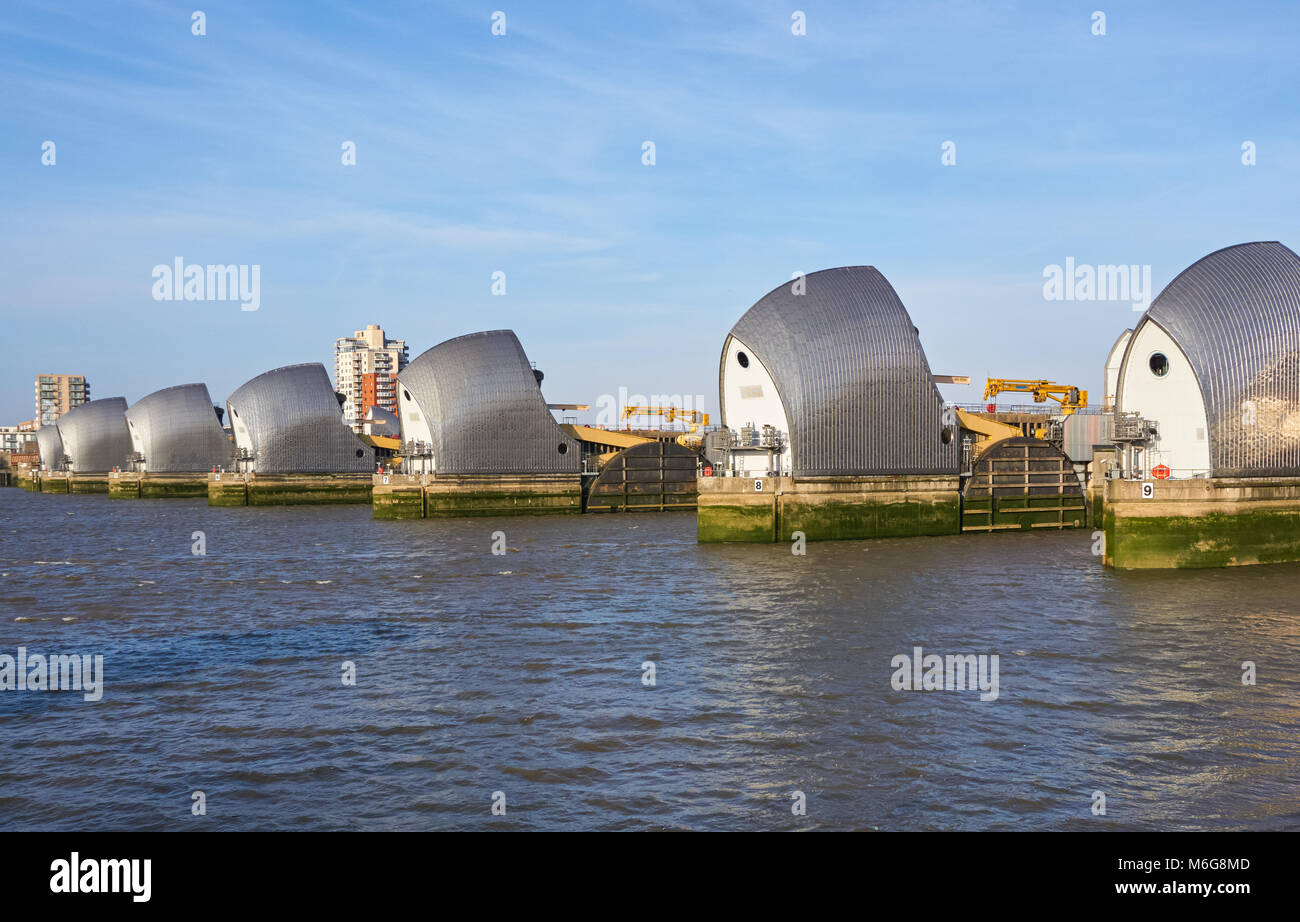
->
949, 402, 1104, 416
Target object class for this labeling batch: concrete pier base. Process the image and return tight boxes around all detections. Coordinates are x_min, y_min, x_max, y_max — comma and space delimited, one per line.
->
372, 474, 425, 519
109, 471, 140, 498
371, 472, 614, 519
698, 475, 962, 543
424, 473, 583, 517
41, 472, 69, 494
110, 471, 210, 499
207, 473, 248, 506
1103, 476, 1300, 569
68, 474, 108, 494
207, 473, 373, 506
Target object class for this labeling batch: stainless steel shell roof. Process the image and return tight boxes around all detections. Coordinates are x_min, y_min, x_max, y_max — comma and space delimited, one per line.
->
1137, 241, 1300, 477
35, 426, 64, 470
55, 397, 132, 473
397, 330, 579, 474
226, 363, 373, 473
722, 266, 959, 477
364, 405, 400, 436
126, 383, 233, 472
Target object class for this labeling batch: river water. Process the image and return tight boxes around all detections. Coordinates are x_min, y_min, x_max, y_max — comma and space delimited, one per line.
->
1, 487, 1297, 830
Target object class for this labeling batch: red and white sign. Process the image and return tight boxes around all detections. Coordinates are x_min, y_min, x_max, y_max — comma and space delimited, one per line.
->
1151, 464, 1170, 480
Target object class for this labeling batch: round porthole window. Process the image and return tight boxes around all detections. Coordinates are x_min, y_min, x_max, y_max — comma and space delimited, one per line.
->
1149, 352, 1169, 378
941, 427, 954, 444
355, 449, 365, 458
403, 389, 411, 401
557, 443, 569, 454
736, 351, 750, 368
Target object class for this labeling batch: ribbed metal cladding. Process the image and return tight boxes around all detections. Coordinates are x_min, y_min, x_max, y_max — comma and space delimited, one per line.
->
126, 383, 233, 472
35, 426, 64, 469
226, 363, 373, 474
1062, 413, 1113, 463
724, 266, 958, 477
55, 397, 132, 473
398, 330, 579, 474
364, 405, 400, 436
1142, 241, 1300, 477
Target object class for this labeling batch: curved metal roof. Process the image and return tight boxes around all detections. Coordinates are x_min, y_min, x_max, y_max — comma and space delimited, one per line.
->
722, 266, 959, 477
35, 426, 64, 470
1136, 241, 1300, 477
126, 383, 233, 472
226, 363, 373, 473
55, 397, 132, 473
397, 330, 579, 474
364, 405, 400, 437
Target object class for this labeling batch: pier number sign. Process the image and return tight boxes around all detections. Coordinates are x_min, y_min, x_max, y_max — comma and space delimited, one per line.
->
1141, 482, 1154, 499
754, 478, 764, 492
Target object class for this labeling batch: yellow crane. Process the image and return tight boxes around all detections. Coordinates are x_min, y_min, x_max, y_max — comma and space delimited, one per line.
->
620, 406, 712, 451
620, 406, 710, 427
984, 378, 1087, 415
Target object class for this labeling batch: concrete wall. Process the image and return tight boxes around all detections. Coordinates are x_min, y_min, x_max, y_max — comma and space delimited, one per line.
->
1103, 476, 1300, 568
207, 473, 373, 506
423, 473, 582, 517
68, 474, 107, 494
372, 473, 425, 519
698, 474, 961, 543
109, 471, 210, 499
372, 473, 583, 519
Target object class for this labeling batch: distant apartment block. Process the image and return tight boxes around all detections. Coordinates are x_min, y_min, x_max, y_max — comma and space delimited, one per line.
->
0, 425, 30, 453
35, 374, 90, 426
333, 325, 409, 433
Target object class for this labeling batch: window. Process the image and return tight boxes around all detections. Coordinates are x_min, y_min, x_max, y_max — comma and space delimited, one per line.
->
736, 351, 750, 368
1148, 352, 1169, 378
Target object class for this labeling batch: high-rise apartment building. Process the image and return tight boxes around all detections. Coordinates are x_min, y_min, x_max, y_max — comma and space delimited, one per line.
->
35, 374, 90, 426
333, 325, 409, 433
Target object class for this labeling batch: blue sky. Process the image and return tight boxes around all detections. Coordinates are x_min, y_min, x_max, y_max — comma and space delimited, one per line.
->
2, 0, 1297, 424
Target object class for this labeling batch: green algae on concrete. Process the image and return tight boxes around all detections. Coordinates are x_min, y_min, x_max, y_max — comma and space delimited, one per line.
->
207, 473, 372, 506
247, 475, 372, 506
372, 474, 424, 519
69, 476, 108, 494
1108, 509, 1300, 569
108, 474, 141, 499
1103, 476, 1300, 569
697, 501, 775, 543
41, 475, 69, 494
207, 475, 248, 506
779, 495, 960, 541
698, 475, 962, 543
113, 473, 209, 498
422, 474, 583, 518
140, 478, 208, 498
